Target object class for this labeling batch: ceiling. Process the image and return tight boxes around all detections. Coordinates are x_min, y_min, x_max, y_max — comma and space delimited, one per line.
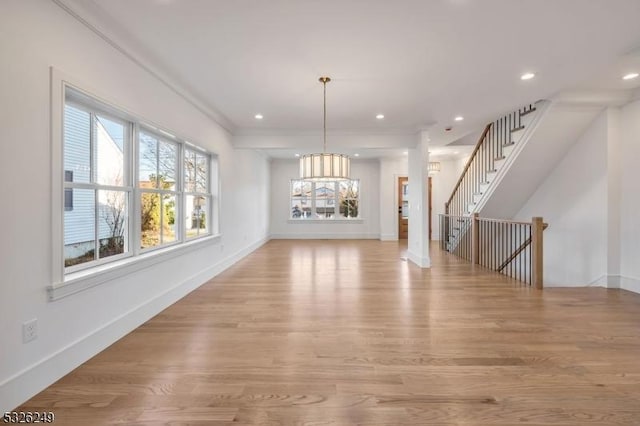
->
60, 0, 640, 151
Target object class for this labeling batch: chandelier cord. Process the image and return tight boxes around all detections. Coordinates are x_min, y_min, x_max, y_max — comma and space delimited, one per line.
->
323, 79, 327, 154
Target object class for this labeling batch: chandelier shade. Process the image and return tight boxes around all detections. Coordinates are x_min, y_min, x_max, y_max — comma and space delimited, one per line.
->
300, 76, 350, 181
428, 161, 441, 174
300, 153, 350, 181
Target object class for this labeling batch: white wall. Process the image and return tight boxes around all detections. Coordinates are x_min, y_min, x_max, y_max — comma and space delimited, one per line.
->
379, 157, 408, 240
430, 158, 466, 240
515, 111, 609, 287
0, 1, 270, 411
270, 159, 380, 238
620, 99, 640, 293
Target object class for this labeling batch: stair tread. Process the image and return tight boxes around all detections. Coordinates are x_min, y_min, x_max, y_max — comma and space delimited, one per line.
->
520, 107, 537, 116
502, 142, 515, 147
494, 156, 506, 161
511, 125, 525, 133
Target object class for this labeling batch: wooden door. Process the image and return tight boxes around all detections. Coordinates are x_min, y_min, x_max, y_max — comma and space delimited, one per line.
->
398, 177, 409, 239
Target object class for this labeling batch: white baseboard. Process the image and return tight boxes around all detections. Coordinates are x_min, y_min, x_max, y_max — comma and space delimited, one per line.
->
379, 233, 397, 241
580, 275, 639, 294
619, 275, 640, 293
583, 275, 611, 288
0, 236, 269, 412
407, 250, 431, 268
270, 233, 380, 240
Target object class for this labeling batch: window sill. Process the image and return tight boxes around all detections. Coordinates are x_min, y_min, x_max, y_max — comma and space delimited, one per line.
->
287, 218, 364, 224
49, 234, 221, 301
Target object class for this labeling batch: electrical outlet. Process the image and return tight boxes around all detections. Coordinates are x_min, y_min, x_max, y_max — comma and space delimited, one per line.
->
23, 319, 37, 343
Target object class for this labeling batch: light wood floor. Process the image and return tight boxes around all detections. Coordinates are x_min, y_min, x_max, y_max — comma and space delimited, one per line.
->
17, 240, 640, 425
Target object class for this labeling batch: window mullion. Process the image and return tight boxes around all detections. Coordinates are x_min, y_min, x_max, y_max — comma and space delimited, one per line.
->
178, 143, 184, 243
311, 182, 316, 218
132, 122, 141, 256
91, 114, 99, 261
333, 181, 340, 220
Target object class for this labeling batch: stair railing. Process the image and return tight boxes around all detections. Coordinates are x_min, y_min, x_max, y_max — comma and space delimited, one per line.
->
439, 213, 548, 288
445, 104, 536, 218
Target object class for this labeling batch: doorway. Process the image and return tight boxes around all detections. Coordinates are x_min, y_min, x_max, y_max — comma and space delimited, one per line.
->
398, 177, 408, 239
397, 176, 433, 240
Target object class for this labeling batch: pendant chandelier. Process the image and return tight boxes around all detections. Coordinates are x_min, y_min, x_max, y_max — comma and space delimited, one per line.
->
428, 161, 441, 174
299, 77, 350, 181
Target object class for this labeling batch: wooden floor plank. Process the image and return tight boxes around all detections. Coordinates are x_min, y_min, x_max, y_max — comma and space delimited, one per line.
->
16, 240, 640, 425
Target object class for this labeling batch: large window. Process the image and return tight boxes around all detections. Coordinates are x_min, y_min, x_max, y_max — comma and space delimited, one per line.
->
290, 179, 359, 220
62, 88, 217, 274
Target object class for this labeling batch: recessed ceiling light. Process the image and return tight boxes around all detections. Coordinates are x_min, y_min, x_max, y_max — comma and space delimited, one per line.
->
295, 153, 300, 157
254, 114, 263, 120
354, 153, 360, 157
454, 116, 464, 122
453, 151, 459, 154
376, 114, 385, 120
521, 72, 536, 81
403, 151, 408, 155
623, 72, 639, 80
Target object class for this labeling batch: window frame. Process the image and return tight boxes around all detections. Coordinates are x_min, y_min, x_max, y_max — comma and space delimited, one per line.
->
289, 178, 361, 221
137, 128, 184, 252
62, 99, 135, 274
50, 69, 220, 300
183, 145, 213, 240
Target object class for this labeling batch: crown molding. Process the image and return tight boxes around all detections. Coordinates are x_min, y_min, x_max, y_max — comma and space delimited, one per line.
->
233, 127, 422, 137
50, 0, 236, 134
552, 89, 634, 108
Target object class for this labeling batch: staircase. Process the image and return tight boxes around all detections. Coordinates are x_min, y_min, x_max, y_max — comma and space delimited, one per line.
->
444, 99, 607, 223
443, 101, 547, 251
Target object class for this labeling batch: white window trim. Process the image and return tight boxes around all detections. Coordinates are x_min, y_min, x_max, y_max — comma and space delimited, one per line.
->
50, 67, 221, 301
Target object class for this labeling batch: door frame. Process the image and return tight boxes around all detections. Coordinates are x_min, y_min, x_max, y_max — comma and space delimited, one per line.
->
397, 175, 409, 240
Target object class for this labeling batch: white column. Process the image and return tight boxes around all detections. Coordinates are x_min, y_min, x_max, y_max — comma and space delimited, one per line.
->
407, 131, 431, 268
606, 107, 622, 288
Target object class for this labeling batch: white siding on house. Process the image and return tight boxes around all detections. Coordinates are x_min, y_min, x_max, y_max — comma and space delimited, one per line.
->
64, 105, 93, 246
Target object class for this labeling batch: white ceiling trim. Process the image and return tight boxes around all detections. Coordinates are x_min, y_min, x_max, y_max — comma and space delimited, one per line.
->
552, 89, 634, 108
50, 0, 236, 134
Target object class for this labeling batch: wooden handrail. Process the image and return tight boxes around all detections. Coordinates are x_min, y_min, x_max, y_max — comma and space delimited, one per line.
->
441, 214, 472, 220
477, 218, 542, 226
441, 214, 545, 227
445, 123, 492, 211
497, 224, 547, 273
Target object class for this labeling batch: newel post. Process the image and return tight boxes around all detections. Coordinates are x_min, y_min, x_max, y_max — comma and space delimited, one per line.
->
443, 203, 450, 248
471, 212, 479, 265
531, 217, 544, 289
